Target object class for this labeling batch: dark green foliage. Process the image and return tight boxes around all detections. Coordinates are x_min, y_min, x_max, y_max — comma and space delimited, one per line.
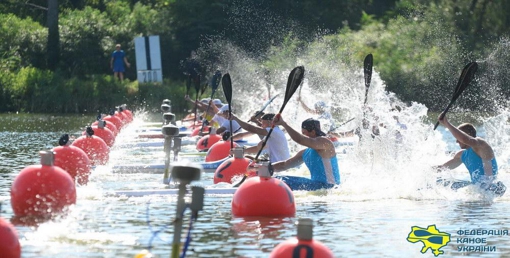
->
1, 0, 510, 114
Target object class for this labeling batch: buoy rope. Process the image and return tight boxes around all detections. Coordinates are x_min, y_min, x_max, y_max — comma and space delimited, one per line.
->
180, 211, 197, 258
145, 200, 195, 256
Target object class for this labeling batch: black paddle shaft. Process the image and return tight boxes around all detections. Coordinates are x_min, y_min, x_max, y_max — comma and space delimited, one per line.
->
234, 66, 305, 187
253, 66, 305, 161
221, 73, 234, 149
433, 62, 478, 130
199, 70, 222, 134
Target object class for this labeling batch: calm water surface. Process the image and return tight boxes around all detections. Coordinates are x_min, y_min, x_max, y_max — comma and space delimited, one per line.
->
1, 113, 510, 258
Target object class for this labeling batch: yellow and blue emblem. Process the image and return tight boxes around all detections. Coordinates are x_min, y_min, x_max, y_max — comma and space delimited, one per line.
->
407, 225, 450, 257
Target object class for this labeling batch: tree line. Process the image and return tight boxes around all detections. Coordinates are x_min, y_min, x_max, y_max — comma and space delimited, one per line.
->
0, 0, 509, 114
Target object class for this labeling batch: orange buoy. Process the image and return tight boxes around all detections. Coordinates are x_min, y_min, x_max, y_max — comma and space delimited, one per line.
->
214, 147, 252, 184
0, 217, 21, 258
104, 114, 123, 131
205, 140, 239, 162
92, 120, 118, 137
270, 218, 334, 258
232, 162, 295, 217
196, 134, 222, 152
134, 250, 153, 258
72, 127, 109, 165
119, 104, 134, 123
115, 110, 128, 125
83, 123, 115, 147
53, 134, 91, 185
10, 151, 77, 217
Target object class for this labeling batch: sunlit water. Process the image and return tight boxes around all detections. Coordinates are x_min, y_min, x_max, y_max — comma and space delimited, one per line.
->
2, 35, 510, 257
1, 101, 510, 258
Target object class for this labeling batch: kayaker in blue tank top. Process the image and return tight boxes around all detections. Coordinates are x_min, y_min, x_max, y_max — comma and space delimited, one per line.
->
271, 116, 340, 191
435, 112, 501, 187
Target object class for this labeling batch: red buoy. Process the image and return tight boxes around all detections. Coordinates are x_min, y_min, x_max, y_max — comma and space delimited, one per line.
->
53, 134, 91, 185
232, 163, 295, 217
83, 124, 115, 147
103, 114, 123, 131
72, 127, 109, 165
196, 134, 222, 152
270, 218, 334, 258
119, 104, 134, 123
92, 120, 118, 137
214, 147, 252, 184
205, 140, 239, 162
115, 110, 128, 125
10, 151, 77, 217
0, 217, 21, 258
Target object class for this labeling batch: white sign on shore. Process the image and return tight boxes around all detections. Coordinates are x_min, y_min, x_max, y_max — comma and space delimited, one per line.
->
134, 35, 163, 83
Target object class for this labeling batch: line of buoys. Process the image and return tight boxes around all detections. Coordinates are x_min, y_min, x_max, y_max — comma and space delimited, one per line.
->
72, 126, 110, 166
231, 162, 295, 217
7, 103, 134, 236
10, 151, 77, 217
214, 147, 252, 184
0, 214, 21, 258
269, 218, 334, 257
53, 134, 91, 185
204, 140, 239, 162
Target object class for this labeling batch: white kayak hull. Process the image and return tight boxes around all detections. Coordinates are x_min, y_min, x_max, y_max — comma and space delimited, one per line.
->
107, 157, 228, 173
114, 187, 237, 197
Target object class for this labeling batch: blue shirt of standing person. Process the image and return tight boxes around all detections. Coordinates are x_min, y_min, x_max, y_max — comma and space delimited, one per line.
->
271, 116, 340, 191
110, 44, 130, 81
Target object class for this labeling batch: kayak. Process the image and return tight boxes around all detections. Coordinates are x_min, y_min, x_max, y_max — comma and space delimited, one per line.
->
436, 178, 506, 196
107, 156, 229, 173
114, 187, 237, 197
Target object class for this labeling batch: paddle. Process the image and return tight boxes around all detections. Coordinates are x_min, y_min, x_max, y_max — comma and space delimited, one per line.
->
192, 74, 201, 128
363, 54, 373, 105
254, 93, 280, 118
433, 62, 478, 130
234, 66, 305, 187
231, 93, 281, 134
199, 70, 222, 134
221, 73, 234, 149
200, 82, 208, 98
356, 54, 373, 136
328, 117, 355, 133
185, 75, 192, 97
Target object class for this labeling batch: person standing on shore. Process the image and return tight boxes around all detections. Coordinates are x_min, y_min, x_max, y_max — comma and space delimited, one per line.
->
110, 44, 130, 81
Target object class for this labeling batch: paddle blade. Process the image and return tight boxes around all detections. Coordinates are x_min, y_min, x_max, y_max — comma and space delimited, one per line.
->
222, 73, 233, 105
280, 66, 305, 113
200, 82, 208, 97
194, 75, 201, 95
210, 70, 222, 92
363, 54, 373, 104
254, 93, 280, 117
433, 61, 478, 130
186, 75, 192, 96
452, 62, 477, 102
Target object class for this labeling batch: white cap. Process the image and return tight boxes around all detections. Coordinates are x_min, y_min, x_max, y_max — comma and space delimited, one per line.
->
218, 104, 230, 113
213, 99, 223, 106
